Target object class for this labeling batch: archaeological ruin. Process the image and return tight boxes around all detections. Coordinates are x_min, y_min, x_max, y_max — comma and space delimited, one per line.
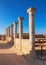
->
0, 7, 46, 65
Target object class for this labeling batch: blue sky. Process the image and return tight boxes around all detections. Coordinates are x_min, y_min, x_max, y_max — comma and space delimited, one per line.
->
0, 0, 46, 34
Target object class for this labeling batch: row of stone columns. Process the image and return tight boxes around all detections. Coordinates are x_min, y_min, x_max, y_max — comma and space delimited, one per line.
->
6, 25, 13, 39
6, 17, 24, 40
6, 7, 36, 56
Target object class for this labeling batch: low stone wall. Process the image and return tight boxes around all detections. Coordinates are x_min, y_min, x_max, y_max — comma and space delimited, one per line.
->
6, 37, 11, 42
22, 39, 31, 54
14, 38, 20, 50
14, 38, 46, 55
14, 38, 31, 54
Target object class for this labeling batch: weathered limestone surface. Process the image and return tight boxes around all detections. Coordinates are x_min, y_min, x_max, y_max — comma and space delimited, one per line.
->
14, 22, 18, 39
27, 7, 36, 57
6, 25, 13, 43
14, 38, 20, 50
10, 25, 13, 38
6, 28, 9, 41
14, 38, 31, 54
18, 17, 24, 39
6, 28, 8, 37
8, 26, 10, 37
18, 17, 24, 51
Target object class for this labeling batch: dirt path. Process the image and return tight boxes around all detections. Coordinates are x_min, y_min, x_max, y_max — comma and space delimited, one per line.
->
0, 53, 31, 65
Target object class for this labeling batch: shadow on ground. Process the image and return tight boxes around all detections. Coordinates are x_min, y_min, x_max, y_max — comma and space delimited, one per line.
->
0, 51, 46, 65
0, 41, 14, 49
22, 50, 46, 65
0, 53, 31, 65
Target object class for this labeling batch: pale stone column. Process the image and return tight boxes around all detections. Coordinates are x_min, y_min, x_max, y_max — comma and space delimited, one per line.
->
10, 25, 13, 39
7, 28, 9, 37
6, 28, 9, 41
18, 17, 24, 51
8, 26, 10, 37
6, 28, 8, 37
27, 7, 36, 57
14, 22, 18, 39
6, 28, 7, 37
18, 17, 24, 39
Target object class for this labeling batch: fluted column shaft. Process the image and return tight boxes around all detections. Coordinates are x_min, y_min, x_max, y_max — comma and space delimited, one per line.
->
18, 17, 24, 51
8, 27, 10, 37
14, 22, 18, 39
27, 7, 36, 56
18, 17, 24, 39
6, 28, 8, 37
10, 25, 13, 38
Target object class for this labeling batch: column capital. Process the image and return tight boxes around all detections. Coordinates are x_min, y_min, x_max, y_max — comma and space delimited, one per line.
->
18, 17, 24, 21
8, 26, 10, 28
14, 21, 18, 24
27, 7, 36, 13
10, 24, 13, 27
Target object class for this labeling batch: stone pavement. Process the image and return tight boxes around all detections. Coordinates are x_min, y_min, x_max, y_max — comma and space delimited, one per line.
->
0, 53, 31, 65
0, 42, 46, 65
0, 43, 30, 65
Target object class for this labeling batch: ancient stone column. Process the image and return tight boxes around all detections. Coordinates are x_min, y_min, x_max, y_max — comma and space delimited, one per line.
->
8, 26, 10, 37
14, 22, 18, 39
10, 25, 13, 39
6, 28, 9, 41
27, 7, 36, 57
18, 17, 24, 39
6, 28, 7, 37
18, 17, 24, 51
7, 28, 9, 37
6, 28, 8, 37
